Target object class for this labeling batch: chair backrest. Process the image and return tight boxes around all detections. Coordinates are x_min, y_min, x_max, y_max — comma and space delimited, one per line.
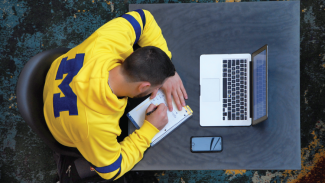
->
16, 48, 82, 158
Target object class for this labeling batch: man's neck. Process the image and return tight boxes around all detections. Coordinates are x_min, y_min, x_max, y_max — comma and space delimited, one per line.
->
109, 66, 131, 98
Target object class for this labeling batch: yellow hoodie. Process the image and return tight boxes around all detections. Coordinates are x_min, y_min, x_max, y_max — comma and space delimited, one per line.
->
43, 9, 171, 180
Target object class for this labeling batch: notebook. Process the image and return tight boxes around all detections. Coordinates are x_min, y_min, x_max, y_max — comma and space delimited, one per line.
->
127, 89, 193, 146
200, 45, 268, 126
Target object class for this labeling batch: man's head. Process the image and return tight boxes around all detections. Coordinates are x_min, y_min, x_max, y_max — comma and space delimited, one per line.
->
121, 46, 175, 98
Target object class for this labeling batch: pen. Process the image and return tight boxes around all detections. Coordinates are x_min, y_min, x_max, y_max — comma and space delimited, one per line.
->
146, 106, 158, 116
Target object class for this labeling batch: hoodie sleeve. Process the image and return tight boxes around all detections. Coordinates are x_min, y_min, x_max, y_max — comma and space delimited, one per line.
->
74, 119, 159, 181
91, 9, 172, 60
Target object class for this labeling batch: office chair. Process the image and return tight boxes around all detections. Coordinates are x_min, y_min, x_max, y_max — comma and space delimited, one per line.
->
16, 48, 83, 158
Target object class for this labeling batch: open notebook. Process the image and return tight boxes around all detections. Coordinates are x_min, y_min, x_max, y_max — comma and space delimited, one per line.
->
127, 90, 193, 146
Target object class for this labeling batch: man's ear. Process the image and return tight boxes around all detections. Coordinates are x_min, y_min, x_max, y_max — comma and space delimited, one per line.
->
137, 82, 151, 93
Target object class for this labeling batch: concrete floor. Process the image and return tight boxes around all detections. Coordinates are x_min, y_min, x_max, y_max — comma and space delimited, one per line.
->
1, 0, 325, 182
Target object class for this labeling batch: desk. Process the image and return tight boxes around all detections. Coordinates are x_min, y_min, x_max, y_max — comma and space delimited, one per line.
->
128, 1, 300, 170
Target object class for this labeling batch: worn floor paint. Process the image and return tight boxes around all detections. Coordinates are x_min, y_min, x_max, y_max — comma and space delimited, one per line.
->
1, 0, 324, 182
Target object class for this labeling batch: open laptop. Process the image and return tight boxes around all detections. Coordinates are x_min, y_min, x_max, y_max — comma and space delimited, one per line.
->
200, 45, 268, 126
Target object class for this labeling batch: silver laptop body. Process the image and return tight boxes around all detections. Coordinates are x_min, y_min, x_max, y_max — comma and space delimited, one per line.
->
200, 45, 268, 126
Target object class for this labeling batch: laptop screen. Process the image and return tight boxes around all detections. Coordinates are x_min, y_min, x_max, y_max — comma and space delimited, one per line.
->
253, 49, 267, 121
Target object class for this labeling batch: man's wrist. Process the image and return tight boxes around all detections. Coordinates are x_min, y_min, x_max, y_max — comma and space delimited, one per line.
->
137, 120, 160, 141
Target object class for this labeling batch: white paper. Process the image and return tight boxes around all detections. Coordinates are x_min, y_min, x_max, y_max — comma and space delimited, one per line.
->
128, 89, 191, 145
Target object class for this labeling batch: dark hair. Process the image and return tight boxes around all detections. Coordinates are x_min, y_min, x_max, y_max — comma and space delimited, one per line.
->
122, 46, 175, 86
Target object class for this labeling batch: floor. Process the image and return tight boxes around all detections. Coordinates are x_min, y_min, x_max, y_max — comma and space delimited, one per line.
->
1, 0, 325, 182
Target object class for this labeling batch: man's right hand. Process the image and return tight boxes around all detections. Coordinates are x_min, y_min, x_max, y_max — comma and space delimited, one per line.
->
145, 104, 168, 131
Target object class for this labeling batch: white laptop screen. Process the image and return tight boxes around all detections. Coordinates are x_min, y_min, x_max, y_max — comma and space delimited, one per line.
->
253, 50, 267, 120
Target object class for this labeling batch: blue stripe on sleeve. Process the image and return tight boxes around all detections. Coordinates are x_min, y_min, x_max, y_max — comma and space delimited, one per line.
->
94, 154, 122, 174
133, 9, 146, 30
121, 14, 141, 45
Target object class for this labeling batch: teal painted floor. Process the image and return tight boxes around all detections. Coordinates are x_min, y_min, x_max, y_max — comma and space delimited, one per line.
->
1, 0, 325, 182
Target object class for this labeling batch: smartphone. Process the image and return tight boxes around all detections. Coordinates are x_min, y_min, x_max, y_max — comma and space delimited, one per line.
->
190, 136, 223, 153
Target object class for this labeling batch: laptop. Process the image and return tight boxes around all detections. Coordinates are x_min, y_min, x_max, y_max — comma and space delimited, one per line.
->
200, 45, 268, 126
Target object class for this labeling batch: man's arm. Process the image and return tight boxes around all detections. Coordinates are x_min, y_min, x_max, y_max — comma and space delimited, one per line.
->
130, 10, 188, 112
74, 103, 168, 181
136, 10, 172, 59
131, 10, 188, 112
92, 9, 187, 111
74, 119, 159, 180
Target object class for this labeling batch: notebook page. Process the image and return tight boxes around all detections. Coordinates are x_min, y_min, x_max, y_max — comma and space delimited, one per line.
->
128, 90, 189, 138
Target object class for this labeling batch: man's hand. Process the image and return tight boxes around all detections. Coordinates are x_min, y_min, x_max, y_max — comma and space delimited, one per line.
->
151, 72, 188, 112
145, 104, 168, 131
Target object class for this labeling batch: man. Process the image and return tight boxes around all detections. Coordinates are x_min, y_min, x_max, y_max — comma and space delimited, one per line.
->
43, 9, 187, 181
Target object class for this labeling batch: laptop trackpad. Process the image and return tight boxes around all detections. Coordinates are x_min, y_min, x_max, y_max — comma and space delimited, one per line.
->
201, 78, 220, 102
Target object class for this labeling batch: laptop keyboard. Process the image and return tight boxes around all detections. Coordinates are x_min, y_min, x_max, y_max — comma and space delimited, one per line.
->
223, 59, 248, 121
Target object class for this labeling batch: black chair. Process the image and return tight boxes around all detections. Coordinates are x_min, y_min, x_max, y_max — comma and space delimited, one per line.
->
16, 48, 83, 158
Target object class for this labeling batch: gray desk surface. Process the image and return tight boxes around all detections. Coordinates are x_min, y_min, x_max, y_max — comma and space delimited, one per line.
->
128, 2, 300, 170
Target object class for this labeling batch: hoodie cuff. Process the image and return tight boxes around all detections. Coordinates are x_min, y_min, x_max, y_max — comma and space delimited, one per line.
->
137, 120, 160, 142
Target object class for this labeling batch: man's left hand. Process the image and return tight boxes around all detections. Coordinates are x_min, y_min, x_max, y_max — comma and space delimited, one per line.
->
150, 72, 188, 111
